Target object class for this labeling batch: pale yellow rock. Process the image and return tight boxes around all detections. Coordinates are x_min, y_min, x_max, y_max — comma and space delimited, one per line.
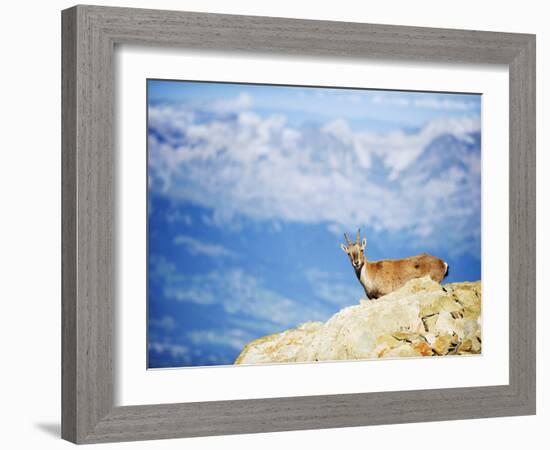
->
445, 282, 481, 320
235, 277, 482, 365
422, 314, 438, 333
413, 341, 434, 356
234, 321, 323, 364
432, 333, 452, 355
383, 343, 422, 358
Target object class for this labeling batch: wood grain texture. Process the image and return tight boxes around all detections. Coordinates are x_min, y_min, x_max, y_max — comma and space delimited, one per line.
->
61, 7, 77, 443
62, 5, 114, 442
508, 36, 536, 410
61, 4, 536, 444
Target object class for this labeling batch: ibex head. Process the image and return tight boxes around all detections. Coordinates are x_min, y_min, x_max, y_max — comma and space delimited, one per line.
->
340, 229, 367, 270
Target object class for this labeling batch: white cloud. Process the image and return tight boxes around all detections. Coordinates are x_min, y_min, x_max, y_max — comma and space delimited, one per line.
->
304, 268, 364, 307
186, 329, 252, 351
414, 97, 478, 111
165, 210, 192, 225
210, 92, 253, 113
371, 94, 478, 111
148, 341, 189, 359
148, 102, 481, 254
149, 315, 177, 331
149, 255, 328, 328
372, 94, 410, 107
173, 235, 235, 258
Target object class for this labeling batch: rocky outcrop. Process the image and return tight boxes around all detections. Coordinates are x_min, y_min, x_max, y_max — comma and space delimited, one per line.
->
235, 277, 481, 365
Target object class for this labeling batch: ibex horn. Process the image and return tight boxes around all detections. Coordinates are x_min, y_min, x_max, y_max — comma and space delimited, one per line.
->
356, 228, 361, 244
344, 233, 352, 245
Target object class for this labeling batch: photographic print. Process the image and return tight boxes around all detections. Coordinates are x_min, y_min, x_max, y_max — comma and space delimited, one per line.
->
147, 80, 482, 369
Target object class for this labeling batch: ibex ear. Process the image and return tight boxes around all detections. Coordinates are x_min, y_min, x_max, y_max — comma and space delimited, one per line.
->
340, 244, 349, 254
361, 238, 367, 249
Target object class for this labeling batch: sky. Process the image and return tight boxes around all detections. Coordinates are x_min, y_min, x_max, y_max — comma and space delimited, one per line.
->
147, 79, 482, 368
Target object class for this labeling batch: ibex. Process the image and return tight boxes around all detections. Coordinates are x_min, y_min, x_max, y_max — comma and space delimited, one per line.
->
341, 229, 448, 299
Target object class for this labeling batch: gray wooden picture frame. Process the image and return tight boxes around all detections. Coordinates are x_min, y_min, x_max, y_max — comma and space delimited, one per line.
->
61, 4, 536, 444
